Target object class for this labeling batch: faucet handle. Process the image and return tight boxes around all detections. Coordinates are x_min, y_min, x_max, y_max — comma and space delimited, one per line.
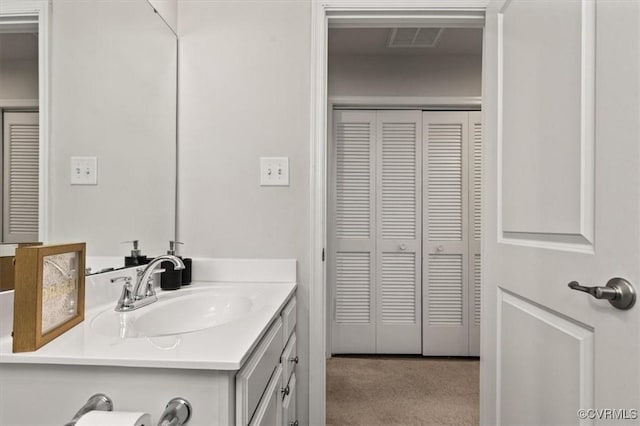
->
111, 276, 132, 285
143, 269, 166, 299
111, 276, 134, 311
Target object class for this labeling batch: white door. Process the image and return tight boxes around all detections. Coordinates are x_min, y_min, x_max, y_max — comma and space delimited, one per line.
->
482, 1, 640, 425
2, 112, 39, 243
375, 110, 421, 354
331, 110, 421, 354
331, 110, 376, 353
468, 111, 482, 357
422, 111, 470, 356
422, 111, 482, 357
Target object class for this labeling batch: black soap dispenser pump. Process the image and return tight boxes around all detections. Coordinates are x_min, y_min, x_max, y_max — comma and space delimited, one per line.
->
122, 240, 148, 267
160, 241, 182, 291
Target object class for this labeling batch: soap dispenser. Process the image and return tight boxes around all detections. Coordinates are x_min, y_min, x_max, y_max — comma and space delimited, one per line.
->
122, 240, 148, 267
177, 242, 192, 286
163, 241, 192, 286
160, 241, 182, 290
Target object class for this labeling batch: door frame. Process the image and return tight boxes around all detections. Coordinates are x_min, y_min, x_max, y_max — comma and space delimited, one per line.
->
0, 0, 50, 243
309, 2, 488, 423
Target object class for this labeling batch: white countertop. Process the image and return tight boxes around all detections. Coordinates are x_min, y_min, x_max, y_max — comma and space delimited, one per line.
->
0, 259, 297, 371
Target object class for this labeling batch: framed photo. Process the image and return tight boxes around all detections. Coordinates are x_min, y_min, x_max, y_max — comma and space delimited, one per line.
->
12, 243, 86, 353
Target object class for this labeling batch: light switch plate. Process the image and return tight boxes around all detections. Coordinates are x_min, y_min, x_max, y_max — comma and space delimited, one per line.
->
260, 157, 290, 186
70, 156, 98, 185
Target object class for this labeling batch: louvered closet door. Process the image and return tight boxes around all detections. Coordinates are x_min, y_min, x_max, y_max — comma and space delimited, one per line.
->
3, 112, 39, 243
422, 111, 470, 356
375, 111, 422, 354
468, 112, 482, 356
331, 110, 376, 353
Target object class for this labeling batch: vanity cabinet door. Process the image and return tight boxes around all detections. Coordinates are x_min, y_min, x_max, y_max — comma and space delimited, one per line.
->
249, 365, 283, 426
236, 318, 284, 425
281, 332, 297, 385
281, 297, 296, 344
282, 372, 297, 426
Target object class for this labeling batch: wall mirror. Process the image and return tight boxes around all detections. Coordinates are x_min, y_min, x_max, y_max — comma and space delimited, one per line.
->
0, 0, 177, 290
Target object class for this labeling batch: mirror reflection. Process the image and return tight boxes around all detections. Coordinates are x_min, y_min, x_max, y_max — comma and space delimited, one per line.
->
0, 0, 177, 290
0, 31, 38, 245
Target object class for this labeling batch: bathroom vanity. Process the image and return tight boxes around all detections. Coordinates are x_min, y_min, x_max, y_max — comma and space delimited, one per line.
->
0, 259, 298, 426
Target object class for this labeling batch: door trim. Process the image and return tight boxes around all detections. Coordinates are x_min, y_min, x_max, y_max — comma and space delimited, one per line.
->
309, 3, 488, 424
0, 100, 38, 109
331, 96, 482, 111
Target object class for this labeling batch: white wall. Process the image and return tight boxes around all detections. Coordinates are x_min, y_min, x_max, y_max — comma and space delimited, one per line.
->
49, 0, 177, 258
0, 59, 38, 100
147, 0, 177, 33
329, 54, 482, 97
0, 0, 44, 12
177, 0, 311, 423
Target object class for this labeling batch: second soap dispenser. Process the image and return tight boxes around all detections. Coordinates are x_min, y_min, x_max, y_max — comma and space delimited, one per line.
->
178, 242, 192, 286
160, 241, 182, 291
166, 241, 192, 286
122, 240, 149, 267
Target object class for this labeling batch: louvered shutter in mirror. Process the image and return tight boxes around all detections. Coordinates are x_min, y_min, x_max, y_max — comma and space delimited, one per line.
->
3, 112, 39, 244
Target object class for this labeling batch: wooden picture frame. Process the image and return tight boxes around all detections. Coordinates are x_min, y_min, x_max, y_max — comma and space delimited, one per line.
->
0, 243, 43, 292
12, 243, 86, 353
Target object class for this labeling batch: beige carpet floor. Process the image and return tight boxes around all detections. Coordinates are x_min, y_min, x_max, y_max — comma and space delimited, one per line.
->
326, 356, 479, 426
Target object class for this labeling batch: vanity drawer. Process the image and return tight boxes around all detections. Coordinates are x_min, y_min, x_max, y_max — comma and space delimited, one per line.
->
281, 332, 297, 385
236, 317, 284, 426
249, 365, 283, 426
282, 372, 297, 426
281, 297, 296, 341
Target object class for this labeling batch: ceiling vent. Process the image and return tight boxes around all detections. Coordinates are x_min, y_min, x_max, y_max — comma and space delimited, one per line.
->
387, 28, 444, 48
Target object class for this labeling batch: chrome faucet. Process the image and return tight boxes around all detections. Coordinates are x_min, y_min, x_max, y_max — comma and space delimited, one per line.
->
113, 255, 185, 312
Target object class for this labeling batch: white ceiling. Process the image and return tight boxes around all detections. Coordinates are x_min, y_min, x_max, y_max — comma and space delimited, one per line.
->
0, 33, 38, 61
329, 27, 483, 56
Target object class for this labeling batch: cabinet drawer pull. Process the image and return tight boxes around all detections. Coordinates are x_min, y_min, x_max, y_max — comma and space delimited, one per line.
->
289, 356, 299, 364
281, 385, 290, 396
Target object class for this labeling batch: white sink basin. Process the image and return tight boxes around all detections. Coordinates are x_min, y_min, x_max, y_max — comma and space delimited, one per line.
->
91, 288, 256, 338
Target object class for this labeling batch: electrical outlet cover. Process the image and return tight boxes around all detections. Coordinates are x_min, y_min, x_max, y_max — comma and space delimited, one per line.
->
260, 157, 289, 186
70, 156, 98, 185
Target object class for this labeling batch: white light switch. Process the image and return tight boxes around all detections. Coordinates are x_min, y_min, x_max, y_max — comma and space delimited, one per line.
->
260, 157, 290, 186
70, 156, 98, 185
